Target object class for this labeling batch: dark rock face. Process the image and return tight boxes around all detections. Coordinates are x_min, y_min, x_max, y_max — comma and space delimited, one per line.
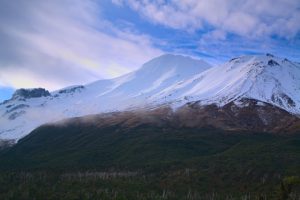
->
12, 88, 51, 99
283, 58, 290, 62
6, 104, 29, 113
58, 86, 84, 94
266, 53, 274, 57
8, 111, 26, 120
271, 93, 296, 108
268, 59, 279, 66
2, 104, 29, 120
229, 57, 241, 64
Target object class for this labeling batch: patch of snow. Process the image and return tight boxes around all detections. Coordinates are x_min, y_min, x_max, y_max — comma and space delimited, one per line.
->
256, 101, 266, 106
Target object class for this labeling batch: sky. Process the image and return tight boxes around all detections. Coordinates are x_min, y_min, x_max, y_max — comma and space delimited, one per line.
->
0, 0, 299, 101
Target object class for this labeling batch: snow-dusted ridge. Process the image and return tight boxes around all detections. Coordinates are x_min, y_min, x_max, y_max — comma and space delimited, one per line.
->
0, 53, 300, 141
166, 54, 300, 113
0, 54, 211, 140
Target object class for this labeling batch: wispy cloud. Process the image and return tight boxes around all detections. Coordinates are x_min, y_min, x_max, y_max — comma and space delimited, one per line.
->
115, 0, 300, 38
0, 0, 163, 91
111, 0, 300, 62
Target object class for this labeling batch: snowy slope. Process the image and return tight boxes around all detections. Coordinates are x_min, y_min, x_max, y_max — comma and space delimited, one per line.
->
153, 54, 300, 114
0, 54, 211, 141
1, 53, 299, 141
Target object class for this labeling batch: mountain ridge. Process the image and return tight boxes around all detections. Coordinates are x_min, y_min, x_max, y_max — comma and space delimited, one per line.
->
1, 53, 300, 141
152, 54, 300, 114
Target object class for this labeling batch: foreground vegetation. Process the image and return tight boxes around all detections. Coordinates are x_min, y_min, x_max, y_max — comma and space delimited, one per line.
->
0, 171, 299, 199
0, 124, 299, 199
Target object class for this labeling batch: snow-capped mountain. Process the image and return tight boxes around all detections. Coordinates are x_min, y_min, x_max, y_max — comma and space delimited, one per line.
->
0, 54, 211, 141
152, 54, 300, 114
1, 53, 300, 141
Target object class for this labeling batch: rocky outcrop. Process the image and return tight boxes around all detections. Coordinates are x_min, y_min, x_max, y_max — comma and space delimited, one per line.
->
58, 86, 85, 94
12, 88, 51, 99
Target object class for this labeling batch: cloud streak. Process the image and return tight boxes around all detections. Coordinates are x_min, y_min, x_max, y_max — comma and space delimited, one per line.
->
115, 0, 300, 39
0, 0, 163, 91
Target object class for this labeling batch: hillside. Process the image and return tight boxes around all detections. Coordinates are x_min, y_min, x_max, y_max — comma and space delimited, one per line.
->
0, 110, 299, 198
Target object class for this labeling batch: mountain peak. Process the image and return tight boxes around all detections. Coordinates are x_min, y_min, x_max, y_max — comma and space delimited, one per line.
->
152, 53, 196, 60
227, 54, 288, 71
266, 53, 275, 57
144, 53, 210, 64
139, 54, 212, 75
